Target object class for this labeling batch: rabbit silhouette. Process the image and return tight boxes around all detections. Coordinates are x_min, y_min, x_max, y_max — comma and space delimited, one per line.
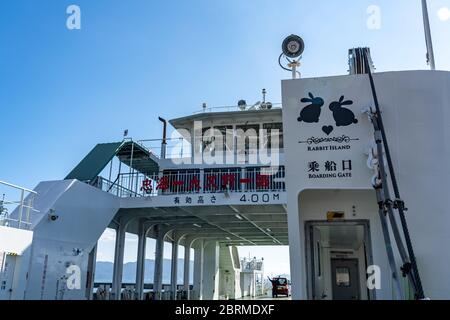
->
298, 92, 324, 123
329, 95, 358, 127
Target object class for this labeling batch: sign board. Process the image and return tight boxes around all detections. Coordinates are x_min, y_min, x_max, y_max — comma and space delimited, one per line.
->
282, 74, 374, 192
121, 191, 286, 208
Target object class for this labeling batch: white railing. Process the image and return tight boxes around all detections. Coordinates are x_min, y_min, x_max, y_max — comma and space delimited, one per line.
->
0, 180, 38, 230
97, 166, 285, 198
93, 283, 193, 300
136, 138, 191, 159
94, 176, 141, 198
241, 258, 264, 272
192, 103, 282, 114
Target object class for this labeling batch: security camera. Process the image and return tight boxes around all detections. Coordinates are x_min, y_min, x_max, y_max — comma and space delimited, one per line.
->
48, 209, 59, 221
282, 34, 305, 58
48, 214, 59, 221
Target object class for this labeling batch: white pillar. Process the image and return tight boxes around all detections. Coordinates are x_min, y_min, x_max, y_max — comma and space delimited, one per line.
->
112, 222, 127, 300
170, 241, 179, 300
202, 241, 220, 300
153, 226, 165, 300
193, 240, 204, 300
135, 220, 147, 300
183, 243, 191, 299
252, 272, 256, 297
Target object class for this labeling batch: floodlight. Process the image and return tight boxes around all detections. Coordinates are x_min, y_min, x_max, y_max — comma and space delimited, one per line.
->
282, 34, 305, 58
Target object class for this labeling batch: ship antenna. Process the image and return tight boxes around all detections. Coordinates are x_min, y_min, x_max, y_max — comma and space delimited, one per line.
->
421, 0, 436, 70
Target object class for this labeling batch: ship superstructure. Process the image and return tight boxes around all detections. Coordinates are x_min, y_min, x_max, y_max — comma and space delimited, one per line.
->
0, 96, 288, 300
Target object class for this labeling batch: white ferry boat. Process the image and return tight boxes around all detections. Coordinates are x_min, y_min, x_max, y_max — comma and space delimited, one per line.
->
1, 34, 449, 301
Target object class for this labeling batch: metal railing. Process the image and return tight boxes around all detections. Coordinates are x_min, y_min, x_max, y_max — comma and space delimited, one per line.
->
97, 166, 285, 198
95, 176, 140, 198
136, 137, 191, 159
241, 258, 264, 272
0, 180, 37, 230
192, 103, 282, 114
93, 283, 193, 300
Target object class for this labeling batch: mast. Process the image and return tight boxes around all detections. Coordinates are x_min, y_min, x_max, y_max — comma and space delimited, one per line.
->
421, 0, 436, 70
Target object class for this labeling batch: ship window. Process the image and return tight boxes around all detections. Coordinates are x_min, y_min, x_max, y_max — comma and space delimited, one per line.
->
236, 124, 260, 152
336, 267, 351, 287
245, 166, 285, 191
202, 127, 213, 152
262, 123, 283, 149
202, 126, 233, 153
204, 168, 241, 192
161, 169, 201, 194
215, 126, 234, 152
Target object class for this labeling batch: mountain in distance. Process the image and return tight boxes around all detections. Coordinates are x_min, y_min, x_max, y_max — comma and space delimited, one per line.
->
95, 258, 194, 284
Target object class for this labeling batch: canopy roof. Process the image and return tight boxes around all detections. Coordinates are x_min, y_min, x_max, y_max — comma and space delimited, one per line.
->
65, 141, 159, 181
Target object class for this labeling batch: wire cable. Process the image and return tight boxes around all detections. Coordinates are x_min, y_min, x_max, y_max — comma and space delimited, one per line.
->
278, 53, 292, 72
363, 49, 425, 300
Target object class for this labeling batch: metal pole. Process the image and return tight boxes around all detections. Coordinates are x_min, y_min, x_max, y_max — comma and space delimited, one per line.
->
18, 190, 24, 229
135, 220, 147, 300
159, 117, 168, 159
371, 125, 410, 299
129, 143, 134, 192
109, 158, 113, 182
422, 0, 436, 70
183, 243, 191, 299
170, 241, 179, 300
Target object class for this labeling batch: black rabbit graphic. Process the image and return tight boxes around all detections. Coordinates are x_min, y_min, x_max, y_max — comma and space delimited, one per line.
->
329, 96, 358, 127
298, 92, 324, 123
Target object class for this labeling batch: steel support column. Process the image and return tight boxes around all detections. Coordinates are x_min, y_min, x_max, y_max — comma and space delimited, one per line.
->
153, 225, 165, 300
135, 219, 148, 300
112, 221, 127, 300
183, 242, 192, 299
170, 240, 179, 300
193, 240, 204, 300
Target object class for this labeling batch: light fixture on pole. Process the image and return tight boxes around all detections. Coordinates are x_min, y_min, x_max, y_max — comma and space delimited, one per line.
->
279, 34, 305, 79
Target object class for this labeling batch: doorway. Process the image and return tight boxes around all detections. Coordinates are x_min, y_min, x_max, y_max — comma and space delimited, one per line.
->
305, 220, 374, 300
330, 258, 360, 300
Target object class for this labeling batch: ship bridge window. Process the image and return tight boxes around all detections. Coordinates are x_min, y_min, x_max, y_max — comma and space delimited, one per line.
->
162, 169, 201, 194
245, 166, 285, 191
236, 124, 260, 153
262, 123, 283, 149
201, 126, 233, 153
204, 167, 241, 193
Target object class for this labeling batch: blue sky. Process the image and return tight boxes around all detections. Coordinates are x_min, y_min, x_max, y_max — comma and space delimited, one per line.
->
1, 0, 449, 276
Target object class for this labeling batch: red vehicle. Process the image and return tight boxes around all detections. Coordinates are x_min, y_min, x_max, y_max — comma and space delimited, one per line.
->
268, 277, 291, 297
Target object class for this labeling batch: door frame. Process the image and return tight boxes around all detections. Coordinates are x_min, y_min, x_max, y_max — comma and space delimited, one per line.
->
304, 220, 376, 300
